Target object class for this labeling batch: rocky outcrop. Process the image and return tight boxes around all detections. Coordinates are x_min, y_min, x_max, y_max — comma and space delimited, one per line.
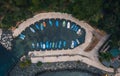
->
0, 29, 13, 50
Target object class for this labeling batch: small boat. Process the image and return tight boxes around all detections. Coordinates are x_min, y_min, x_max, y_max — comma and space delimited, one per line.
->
40, 23, 44, 31
49, 20, 52, 26
56, 20, 59, 27
76, 39, 80, 44
30, 27, 35, 33
67, 22, 70, 29
43, 43, 45, 49
46, 41, 49, 49
73, 25, 77, 31
49, 42, 52, 49
58, 41, 62, 48
77, 29, 81, 35
43, 22, 46, 27
74, 40, 77, 47
35, 24, 39, 30
40, 42, 43, 49
63, 41, 66, 47
37, 43, 39, 48
71, 41, 74, 48
32, 43, 35, 48
75, 26, 79, 32
19, 34, 25, 40
62, 21, 66, 27
71, 24, 75, 30
71, 24, 77, 32
19, 36, 24, 40
74, 26, 79, 32
52, 42, 55, 48
20, 34, 25, 38
55, 42, 58, 48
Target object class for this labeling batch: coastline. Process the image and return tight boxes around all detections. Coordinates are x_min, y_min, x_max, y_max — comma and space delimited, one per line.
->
0, 29, 13, 50
9, 61, 114, 76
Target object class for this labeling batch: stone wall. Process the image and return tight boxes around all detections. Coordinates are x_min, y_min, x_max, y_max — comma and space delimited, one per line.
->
9, 61, 114, 76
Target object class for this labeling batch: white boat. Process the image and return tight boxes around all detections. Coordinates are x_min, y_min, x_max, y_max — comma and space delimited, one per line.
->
32, 43, 35, 48
67, 22, 70, 29
76, 39, 80, 44
43, 43, 45, 49
77, 29, 81, 35
71, 41, 74, 48
37, 43, 39, 47
30, 27, 35, 33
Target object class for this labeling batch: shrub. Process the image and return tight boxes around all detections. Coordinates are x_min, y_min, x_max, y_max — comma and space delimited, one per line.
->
36, 61, 42, 66
19, 59, 31, 68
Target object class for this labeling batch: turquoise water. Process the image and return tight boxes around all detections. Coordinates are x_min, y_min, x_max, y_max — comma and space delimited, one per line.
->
37, 71, 100, 76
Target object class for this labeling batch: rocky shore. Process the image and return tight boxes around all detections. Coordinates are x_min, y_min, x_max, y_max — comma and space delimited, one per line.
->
9, 61, 114, 76
0, 29, 13, 50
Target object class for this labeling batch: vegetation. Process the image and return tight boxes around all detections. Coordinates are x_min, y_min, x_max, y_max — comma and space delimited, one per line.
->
19, 59, 31, 68
0, 0, 119, 47
99, 52, 112, 61
36, 61, 42, 66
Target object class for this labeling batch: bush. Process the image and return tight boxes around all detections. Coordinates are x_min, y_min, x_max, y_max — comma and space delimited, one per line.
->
19, 59, 31, 68
36, 61, 42, 66
99, 52, 112, 61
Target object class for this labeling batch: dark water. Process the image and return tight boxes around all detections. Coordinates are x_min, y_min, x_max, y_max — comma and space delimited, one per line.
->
37, 71, 98, 76
0, 45, 16, 76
